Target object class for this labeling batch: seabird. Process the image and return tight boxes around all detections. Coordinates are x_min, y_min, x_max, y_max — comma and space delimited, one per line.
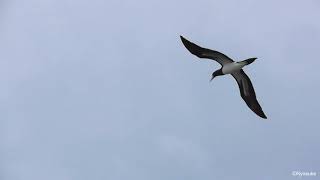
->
180, 36, 267, 119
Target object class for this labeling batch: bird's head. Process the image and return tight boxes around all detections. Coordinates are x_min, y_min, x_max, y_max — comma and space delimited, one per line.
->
210, 69, 223, 82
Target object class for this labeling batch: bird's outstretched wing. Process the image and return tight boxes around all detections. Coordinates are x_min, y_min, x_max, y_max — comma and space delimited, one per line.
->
180, 36, 234, 65
231, 70, 267, 119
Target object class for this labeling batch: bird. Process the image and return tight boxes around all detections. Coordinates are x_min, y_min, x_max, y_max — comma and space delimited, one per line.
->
180, 35, 267, 119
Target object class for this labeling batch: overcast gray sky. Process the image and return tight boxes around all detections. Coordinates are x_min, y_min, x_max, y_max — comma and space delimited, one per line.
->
1, 0, 320, 179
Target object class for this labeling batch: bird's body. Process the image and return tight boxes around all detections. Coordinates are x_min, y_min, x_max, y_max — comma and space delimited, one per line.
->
222, 62, 247, 74
180, 36, 267, 119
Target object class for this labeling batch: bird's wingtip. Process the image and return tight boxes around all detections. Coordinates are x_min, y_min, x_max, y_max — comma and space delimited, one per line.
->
180, 35, 186, 41
180, 35, 189, 47
260, 113, 267, 119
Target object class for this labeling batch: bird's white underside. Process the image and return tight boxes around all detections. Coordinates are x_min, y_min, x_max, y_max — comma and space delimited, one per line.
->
222, 62, 246, 74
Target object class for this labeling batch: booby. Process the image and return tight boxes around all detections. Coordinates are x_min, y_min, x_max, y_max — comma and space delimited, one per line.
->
180, 36, 267, 119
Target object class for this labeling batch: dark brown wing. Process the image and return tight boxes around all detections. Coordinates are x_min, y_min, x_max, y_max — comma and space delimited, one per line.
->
180, 36, 234, 66
231, 70, 267, 119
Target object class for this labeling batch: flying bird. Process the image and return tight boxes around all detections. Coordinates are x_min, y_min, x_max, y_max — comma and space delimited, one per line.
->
180, 36, 267, 119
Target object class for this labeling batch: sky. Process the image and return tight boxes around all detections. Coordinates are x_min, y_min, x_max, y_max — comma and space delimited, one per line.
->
1, 0, 320, 179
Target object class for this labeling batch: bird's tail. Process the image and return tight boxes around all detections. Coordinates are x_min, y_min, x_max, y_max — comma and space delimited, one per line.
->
240, 57, 257, 65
